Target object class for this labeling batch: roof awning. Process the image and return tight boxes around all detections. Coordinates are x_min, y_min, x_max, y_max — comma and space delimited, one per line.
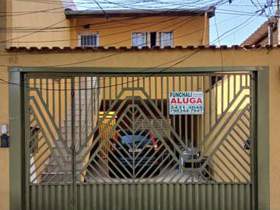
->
64, 0, 216, 18
65, 7, 215, 18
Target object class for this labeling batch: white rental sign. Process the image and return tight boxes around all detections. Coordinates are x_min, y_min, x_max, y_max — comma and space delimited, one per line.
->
169, 91, 204, 115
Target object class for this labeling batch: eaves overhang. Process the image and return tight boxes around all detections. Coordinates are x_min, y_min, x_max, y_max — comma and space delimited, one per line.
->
5, 44, 276, 53
64, 7, 215, 18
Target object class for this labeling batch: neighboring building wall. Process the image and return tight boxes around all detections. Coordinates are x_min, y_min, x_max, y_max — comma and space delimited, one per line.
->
7, 0, 71, 47
0, 48, 280, 209
0, 0, 7, 48
0, 149, 9, 210
242, 17, 279, 46
0, 68, 9, 126
258, 30, 278, 45
70, 16, 209, 47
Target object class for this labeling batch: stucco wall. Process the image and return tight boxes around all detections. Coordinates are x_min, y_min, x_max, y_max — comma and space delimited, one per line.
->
7, 0, 71, 47
0, 149, 9, 210
0, 66, 9, 125
71, 15, 209, 47
0, 48, 279, 209
7, 1, 209, 48
0, 0, 7, 47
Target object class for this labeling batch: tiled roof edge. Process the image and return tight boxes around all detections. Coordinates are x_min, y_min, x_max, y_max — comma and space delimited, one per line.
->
6, 45, 280, 52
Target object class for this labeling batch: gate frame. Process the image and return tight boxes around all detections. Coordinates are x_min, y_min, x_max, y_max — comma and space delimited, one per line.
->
9, 66, 269, 210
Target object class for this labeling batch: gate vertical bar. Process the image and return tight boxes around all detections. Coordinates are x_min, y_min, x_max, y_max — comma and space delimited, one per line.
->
71, 77, 77, 210
24, 75, 30, 210
250, 72, 257, 210
10, 69, 25, 210
16, 70, 263, 210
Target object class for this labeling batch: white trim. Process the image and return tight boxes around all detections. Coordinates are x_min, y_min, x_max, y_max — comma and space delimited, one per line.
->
131, 32, 148, 48
131, 31, 174, 48
160, 32, 173, 48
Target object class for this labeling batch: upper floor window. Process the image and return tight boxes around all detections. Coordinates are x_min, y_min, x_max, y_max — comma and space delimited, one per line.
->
132, 32, 148, 48
160, 32, 173, 48
132, 32, 173, 48
78, 33, 99, 47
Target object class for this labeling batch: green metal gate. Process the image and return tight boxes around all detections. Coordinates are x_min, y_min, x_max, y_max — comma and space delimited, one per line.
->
24, 71, 256, 210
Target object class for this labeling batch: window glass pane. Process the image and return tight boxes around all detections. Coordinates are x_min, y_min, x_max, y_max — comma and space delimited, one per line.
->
160, 32, 173, 47
132, 32, 147, 47
86, 36, 89, 46
90, 35, 94, 46
79, 34, 99, 47
93, 36, 96, 46
81, 36, 85, 46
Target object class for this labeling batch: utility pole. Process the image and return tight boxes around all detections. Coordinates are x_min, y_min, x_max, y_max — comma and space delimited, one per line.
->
268, 21, 273, 45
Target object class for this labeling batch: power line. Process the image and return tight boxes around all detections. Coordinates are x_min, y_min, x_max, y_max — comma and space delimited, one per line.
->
0, 13, 247, 57
214, 15, 224, 72
0, 1, 264, 51
0, 16, 189, 51
0, 0, 221, 17
0, 0, 266, 87
0, 2, 220, 44
0, 0, 268, 35
0, 14, 258, 90
0, 18, 67, 45
0, 8, 264, 33
0, 7, 265, 45
1, 0, 272, 18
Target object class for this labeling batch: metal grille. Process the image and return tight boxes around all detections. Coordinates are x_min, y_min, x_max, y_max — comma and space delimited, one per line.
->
24, 72, 255, 210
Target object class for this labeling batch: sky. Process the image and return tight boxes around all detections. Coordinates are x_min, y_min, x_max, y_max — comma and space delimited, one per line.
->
210, 0, 271, 45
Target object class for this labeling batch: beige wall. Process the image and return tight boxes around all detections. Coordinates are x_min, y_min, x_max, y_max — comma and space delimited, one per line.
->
0, 0, 7, 47
7, 0, 71, 47
0, 149, 9, 210
71, 15, 209, 47
7, 1, 209, 48
0, 48, 280, 209
0, 67, 9, 125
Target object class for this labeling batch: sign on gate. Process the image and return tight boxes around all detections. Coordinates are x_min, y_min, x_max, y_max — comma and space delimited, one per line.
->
169, 91, 204, 115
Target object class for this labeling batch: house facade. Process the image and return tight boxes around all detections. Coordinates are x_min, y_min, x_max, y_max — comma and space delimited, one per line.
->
0, 46, 276, 210
6, 0, 213, 48
0, 1, 279, 210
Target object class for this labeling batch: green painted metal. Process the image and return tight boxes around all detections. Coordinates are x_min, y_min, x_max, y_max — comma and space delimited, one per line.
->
29, 183, 251, 210
9, 68, 25, 210
9, 67, 270, 210
16, 66, 261, 73
256, 69, 270, 210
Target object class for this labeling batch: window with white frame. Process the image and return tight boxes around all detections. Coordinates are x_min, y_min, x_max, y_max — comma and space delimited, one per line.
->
132, 32, 148, 48
160, 32, 173, 48
132, 32, 173, 48
78, 33, 99, 47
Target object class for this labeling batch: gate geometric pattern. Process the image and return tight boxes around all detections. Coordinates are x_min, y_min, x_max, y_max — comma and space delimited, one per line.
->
25, 72, 255, 210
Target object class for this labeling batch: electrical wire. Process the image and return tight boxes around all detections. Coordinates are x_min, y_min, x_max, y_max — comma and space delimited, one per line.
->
0, 0, 269, 32
0, 9, 266, 45
0, 0, 222, 17
0, 18, 67, 45
0, 0, 264, 48
0, 1, 220, 44
0, 12, 249, 59
0, 0, 270, 87
0, 14, 258, 90
214, 15, 224, 73
0, 8, 265, 34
